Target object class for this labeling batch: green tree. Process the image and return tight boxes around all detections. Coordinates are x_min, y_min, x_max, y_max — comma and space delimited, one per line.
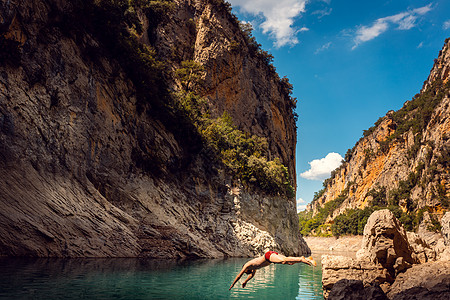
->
175, 60, 205, 92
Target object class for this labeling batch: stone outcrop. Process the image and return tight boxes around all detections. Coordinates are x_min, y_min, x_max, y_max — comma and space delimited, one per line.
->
405, 211, 446, 263
407, 232, 437, 263
322, 209, 450, 299
0, 0, 303, 258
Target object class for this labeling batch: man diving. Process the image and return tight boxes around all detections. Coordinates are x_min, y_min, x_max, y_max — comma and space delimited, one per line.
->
229, 251, 317, 290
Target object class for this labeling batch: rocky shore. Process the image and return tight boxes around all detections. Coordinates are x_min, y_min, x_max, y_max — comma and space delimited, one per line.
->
321, 210, 450, 299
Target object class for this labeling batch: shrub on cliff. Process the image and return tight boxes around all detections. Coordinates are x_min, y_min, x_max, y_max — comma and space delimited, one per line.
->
175, 60, 205, 92
299, 189, 349, 235
332, 207, 374, 236
173, 61, 295, 198
200, 112, 294, 197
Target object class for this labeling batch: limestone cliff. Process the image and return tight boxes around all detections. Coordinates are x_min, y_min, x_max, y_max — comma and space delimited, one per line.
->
0, 0, 302, 258
307, 39, 450, 225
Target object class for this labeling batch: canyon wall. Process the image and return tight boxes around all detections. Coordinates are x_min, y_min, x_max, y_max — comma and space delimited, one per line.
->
308, 39, 450, 221
0, 0, 304, 258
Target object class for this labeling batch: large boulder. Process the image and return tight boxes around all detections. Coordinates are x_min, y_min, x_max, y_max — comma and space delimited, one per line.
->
322, 209, 450, 299
357, 209, 416, 274
387, 260, 450, 299
322, 255, 390, 298
390, 284, 450, 300
327, 279, 388, 300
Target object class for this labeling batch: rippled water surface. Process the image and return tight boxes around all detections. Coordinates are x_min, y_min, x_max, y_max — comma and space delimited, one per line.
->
0, 254, 323, 299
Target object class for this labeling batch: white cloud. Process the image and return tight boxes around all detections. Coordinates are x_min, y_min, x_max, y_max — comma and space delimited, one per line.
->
417, 41, 424, 48
300, 152, 343, 181
312, 7, 332, 19
315, 41, 332, 54
352, 4, 432, 49
412, 5, 432, 15
444, 20, 450, 30
297, 198, 307, 212
354, 20, 389, 47
229, 0, 307, 47
396, 15, 417, 30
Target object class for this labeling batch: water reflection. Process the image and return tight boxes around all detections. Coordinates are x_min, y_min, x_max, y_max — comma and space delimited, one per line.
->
314, 249, 358, 259
0, 256, 324, 299
297, 253, 324, 299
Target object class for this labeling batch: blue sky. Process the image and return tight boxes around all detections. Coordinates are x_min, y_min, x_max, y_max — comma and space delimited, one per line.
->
228, 0, 450, 212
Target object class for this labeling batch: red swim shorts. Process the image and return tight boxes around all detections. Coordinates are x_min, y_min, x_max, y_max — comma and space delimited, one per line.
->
264, 251, 278, 261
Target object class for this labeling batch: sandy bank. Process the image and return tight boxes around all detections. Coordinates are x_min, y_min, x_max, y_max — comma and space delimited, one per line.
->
303, 236, 363, 257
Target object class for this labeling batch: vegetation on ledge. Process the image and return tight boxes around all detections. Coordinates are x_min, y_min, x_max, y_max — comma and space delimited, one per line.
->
300, 166, 448, 236
174, 61, 295, 197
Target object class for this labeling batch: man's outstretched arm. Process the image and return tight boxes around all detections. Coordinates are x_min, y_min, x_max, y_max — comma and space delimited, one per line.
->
229, 267, 246, 290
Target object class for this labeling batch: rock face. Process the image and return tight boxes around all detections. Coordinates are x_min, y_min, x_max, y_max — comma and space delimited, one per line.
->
442, 212, 450, 245
0, 0, 302, 258
437, 211, 450, 260
298, 234, 312, 255
322, 208, 450, 299
307, 39, 450, 219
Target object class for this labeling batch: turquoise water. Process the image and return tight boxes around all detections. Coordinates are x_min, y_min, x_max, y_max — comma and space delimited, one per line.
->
0, 255, 323, 299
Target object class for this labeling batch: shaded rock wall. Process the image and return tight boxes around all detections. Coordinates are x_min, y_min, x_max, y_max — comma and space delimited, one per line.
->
327, 279, 388, 300
0, 0, 301, 258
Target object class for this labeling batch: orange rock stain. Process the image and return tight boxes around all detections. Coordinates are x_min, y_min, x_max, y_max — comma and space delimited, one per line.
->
96, 85, 119, 125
